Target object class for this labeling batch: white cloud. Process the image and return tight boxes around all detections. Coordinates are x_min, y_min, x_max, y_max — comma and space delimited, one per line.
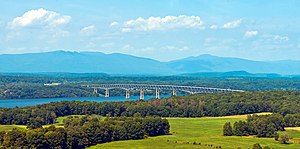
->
120, 15, 205, 32
223, 19, 242, 29
273, 35, 289, 42
9, 8, 71, 28
110, 21, 119, 27
259, 34, 289, 43
244, 31, 258, 38
210, 25, 218, 29
80, 25, 96, 36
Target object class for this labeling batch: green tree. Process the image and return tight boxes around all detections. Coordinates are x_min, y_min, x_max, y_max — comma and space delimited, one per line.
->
280, 133, 290, 144
66, 126, 87, 149
223, 122, 233, 136
27, 117, 44, 129
25, 129, 47, 148
233, 121, 250, 136
254, 119, 276, 137
44, 128, 67, 149
274, 132, 279, 141
133, 112, 142, 118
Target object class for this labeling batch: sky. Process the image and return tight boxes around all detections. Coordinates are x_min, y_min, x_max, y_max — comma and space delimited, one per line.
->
0, 0, 300, 61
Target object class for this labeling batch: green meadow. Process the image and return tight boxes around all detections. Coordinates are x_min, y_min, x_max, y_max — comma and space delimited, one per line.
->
1, 113, 300, 149
89, 113, 300, 149
0, 125, 27, 132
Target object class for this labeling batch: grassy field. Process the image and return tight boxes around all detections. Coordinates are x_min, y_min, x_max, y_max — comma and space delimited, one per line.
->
89, 113, 300, 149
0, 124, 27, 132
1, 113, 300, 148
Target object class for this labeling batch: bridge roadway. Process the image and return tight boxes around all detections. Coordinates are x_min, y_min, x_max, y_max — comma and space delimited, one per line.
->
84, 84, 243, 100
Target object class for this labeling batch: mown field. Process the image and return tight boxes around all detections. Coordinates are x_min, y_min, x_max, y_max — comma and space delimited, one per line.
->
0, 125, 27, 132
89, 113, 300, 149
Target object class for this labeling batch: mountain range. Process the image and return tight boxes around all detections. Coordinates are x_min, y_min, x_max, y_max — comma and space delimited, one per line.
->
0, 51, 299, 75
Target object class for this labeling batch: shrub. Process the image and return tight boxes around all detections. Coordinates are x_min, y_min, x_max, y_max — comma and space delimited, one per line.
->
280, 133, 290, 144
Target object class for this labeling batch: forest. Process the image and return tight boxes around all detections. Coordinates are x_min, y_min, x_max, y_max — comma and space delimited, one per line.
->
0, 116, 170, 149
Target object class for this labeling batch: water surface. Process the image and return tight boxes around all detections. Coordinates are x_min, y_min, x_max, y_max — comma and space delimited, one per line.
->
0, 95, 173, 108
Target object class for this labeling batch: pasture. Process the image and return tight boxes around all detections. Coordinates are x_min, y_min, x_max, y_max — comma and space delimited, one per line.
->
89, 113, 300, 149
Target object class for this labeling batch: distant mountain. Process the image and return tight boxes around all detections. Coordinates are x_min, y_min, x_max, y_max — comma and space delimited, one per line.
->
167, 54, 300, 75
0, 51, 177, 75
180, 71, 282, 77
0, 72, 109, 77
0, 51, 299, 75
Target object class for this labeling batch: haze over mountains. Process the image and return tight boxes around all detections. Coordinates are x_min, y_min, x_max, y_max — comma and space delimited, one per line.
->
0, 51, 299, 75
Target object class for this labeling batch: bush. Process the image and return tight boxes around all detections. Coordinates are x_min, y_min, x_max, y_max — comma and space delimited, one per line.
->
280, 133, 290, 144
252, 143, 262, 149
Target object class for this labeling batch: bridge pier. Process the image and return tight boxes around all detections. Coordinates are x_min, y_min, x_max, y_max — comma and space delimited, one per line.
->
172, 89, 177, 96
85, 84, 243, 99
140, 89, 144, 100
126, 89, 130, 99
93, 88, 98, 94
105, 88, 109, 97
155, 88, 160, 99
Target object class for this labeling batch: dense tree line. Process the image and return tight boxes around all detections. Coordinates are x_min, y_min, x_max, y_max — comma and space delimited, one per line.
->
223, 113, 296, 138
0, 116, 169, 149
1, 75, 300, 99
0, 83, 94, 99
283, 113, 300, 127
1, 91, 300, 126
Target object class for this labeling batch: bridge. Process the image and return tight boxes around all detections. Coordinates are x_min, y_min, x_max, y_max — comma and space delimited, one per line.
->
83, 84, 243, 100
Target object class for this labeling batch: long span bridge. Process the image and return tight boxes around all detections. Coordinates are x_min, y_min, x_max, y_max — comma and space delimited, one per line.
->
83, 84, 243, 100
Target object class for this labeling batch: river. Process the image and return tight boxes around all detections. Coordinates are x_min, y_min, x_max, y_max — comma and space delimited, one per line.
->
0, 95, 173, 108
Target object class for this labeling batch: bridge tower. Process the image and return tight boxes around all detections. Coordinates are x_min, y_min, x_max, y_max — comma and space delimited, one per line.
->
126, 89, 130, 99
93, 88, 98, 94
140, 89, 144, 100
155, 88, 160, 99
105, 88, 109, 98
172, 89, 177, 96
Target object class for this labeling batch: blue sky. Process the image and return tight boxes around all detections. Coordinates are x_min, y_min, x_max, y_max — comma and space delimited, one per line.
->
0, 0, 299, 61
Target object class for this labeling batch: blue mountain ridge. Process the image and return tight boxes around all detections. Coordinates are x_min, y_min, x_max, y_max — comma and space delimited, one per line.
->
0, 51, 299, 75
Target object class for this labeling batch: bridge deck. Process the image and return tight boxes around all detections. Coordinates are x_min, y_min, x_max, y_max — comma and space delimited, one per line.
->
84, 84, 243, 94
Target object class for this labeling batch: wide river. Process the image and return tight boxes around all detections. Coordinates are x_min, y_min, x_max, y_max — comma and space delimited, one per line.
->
0, 95, 173, 108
